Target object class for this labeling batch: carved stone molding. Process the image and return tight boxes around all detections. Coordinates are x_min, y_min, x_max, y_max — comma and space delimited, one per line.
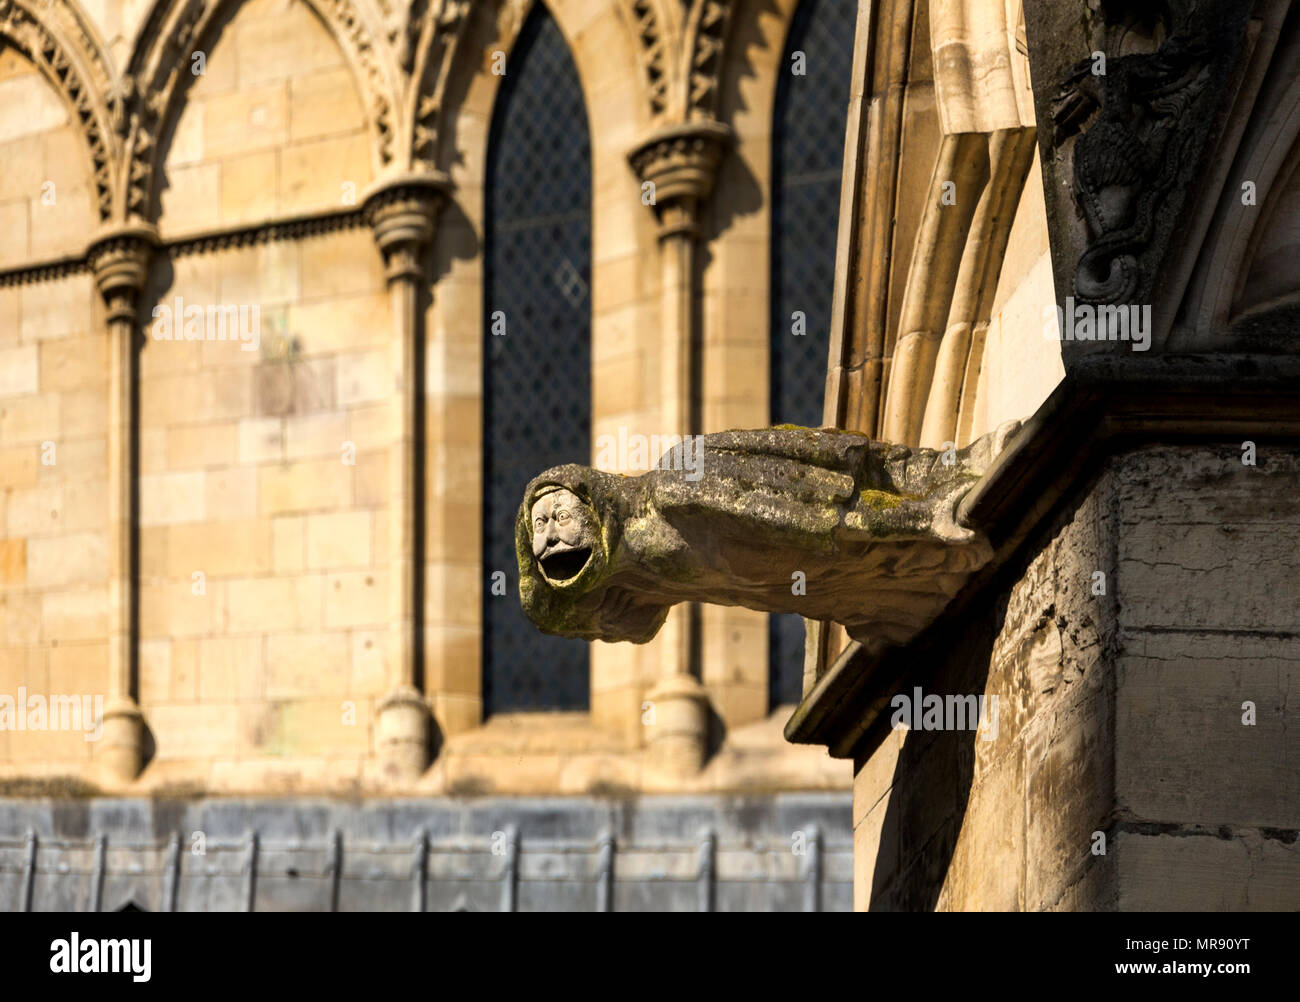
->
789, 353, 1300, 757
406, 0, 472, 171
167, 207, 369, 258
362, 171, 450, 281
684, 0, 734, 119
316, 0, 401, 164
622, 0, 670, 117
0, 257, 90, 288
627, 120, 733, 237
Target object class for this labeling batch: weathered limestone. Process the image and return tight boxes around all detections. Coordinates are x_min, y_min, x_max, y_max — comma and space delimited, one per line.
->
790, 354, 1300, 909
517, 424, 1018, 653
844, 439, 1300, 911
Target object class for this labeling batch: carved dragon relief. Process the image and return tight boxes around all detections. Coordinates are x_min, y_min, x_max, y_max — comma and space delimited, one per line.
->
0, 0, 120, 221
516, 424, 1019, 657
1050, 0, 1244, 307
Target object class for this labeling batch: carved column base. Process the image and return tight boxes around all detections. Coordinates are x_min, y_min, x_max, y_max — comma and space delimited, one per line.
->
376, 685, 431, 781
644, 674, 711, 777
97, 697, 145, 784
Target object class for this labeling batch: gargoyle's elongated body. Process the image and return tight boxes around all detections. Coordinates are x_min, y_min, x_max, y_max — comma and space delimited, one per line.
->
517, 425, 1018, 654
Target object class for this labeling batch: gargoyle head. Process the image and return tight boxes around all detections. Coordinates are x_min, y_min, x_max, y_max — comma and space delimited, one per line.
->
529, 484, 601, 585
516, 465, 667, 642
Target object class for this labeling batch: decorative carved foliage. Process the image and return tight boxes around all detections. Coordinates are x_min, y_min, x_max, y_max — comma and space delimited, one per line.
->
124, 0, 213, 218
627, 121, 731, 211
620, 0, 732, 123
408, 0, 471, 170
0, 0, 118, 221
625, 0, 669, 116
316, 0, 397, 163
87, 228, 155, 319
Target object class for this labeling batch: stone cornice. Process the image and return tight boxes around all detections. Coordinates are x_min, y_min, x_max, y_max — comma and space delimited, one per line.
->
167, 207, 369, 257
0, 205, 375, 287
785, 353, 1300, 757
0, 255, 90, 288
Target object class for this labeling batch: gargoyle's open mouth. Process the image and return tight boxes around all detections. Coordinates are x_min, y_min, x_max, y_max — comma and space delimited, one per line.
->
540, 546, 592, 583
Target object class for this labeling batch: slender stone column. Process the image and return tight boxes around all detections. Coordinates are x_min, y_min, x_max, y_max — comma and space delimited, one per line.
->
627, 122, 731, 776
87, 222, 157, 783
362, 172, 449, 780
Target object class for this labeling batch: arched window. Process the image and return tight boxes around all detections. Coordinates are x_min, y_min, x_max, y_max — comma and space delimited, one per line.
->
482, 4, 593, 714
769, 0, 857, 708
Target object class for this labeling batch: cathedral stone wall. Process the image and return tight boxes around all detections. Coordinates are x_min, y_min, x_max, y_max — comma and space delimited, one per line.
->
1, 0, 932, 798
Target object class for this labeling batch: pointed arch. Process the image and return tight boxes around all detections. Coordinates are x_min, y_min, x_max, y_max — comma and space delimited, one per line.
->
0, 0, 120, 225
767, 0, 857, 708
123, 0, 402, 222
481, 0, 592, 714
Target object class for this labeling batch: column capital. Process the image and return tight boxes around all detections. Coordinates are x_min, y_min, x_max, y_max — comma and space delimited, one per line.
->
87, 223, 158, 324
628, 121, 733, 238
362, 171, 451, 282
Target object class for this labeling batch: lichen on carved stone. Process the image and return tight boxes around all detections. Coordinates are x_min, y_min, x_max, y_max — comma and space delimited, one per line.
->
516, 424, 1019, 654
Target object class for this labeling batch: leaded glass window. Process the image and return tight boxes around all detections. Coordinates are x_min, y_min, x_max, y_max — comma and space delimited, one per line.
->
483, 4, 592, 714
769, 0, 857, 708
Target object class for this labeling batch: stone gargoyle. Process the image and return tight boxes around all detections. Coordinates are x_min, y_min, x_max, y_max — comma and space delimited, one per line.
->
516, 424, 1019, 654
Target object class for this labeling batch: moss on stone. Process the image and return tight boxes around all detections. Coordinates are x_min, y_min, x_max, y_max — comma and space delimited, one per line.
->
859, 489, 904, 510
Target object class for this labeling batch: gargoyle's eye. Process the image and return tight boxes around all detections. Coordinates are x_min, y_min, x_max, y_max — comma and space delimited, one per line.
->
534, 518, 546, 530
556, 510, 571, 523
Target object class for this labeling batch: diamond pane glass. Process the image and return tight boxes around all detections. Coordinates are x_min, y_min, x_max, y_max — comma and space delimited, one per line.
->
483, 4, 592, 714
769, 0, 856, 708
